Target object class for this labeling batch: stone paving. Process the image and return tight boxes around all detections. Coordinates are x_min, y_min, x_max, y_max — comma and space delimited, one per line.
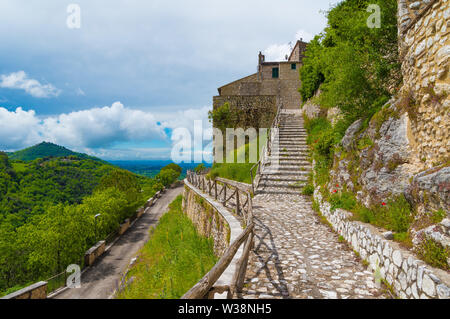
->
239, 110, 389, 299
239, 193, 389, 299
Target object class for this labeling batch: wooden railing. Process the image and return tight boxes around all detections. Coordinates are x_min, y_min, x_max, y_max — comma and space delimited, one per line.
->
182, 171, 254, 298
250, 101, 282, 194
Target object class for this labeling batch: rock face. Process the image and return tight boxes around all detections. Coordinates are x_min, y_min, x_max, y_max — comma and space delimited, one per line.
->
405, 166, 450, 215
341, 119, 363, 151
412, 218, 450, 254
302, 89, 325, 119
329, 104, 424, 206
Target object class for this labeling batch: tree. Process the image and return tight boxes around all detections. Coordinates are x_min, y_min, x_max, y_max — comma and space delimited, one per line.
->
161, 163, 182, 176
156, 169, 179, 187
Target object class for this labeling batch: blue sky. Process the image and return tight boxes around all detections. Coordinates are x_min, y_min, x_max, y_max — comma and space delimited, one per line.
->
0, 0, 336, 160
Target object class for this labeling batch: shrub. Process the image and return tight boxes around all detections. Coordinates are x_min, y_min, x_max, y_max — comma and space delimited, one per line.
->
415, 236, 450, 271
302, 184, 315, 196
194, 164, 207, 174
329, 191, 357, 212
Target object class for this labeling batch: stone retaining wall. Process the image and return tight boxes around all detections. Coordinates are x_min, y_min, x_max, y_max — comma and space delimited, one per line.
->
398, 0, 450, 164
84, 240, 106, 267
182, 179, 245, 298
314, 186, 450, 299
1, 281, 47, 299
118, 219, 130, 235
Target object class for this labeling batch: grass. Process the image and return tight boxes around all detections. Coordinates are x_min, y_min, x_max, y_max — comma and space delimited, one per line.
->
329, 191, 357, 212
301, 184, 315, 196
207, 133, 264, 184
415, 236, 450, 271
116, 195, 218, 299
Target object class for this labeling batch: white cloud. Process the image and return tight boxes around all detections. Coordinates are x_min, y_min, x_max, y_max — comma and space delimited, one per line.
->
263, 29, 314, 62
41, 102, 166, 148
0, 71, 61, 98
0, 107, 42, 149
295, 29, 314, 43
264, 43, 292, 62
0, 102, 215, 160
0, 102, 167, 150
157, 105, 212, 135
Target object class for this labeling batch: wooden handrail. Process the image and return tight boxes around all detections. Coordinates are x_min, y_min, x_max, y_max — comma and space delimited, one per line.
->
181, 223, 254, 299
249, 101, 282, 195
184, 171, 255, 299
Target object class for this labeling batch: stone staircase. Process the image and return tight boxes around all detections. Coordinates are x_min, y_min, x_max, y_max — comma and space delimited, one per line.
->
257, 110, 311, 195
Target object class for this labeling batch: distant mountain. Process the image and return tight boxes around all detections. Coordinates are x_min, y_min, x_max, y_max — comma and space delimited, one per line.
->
7, 142, 102, 162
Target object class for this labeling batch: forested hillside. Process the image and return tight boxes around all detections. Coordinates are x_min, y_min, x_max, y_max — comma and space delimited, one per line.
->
7, 142, 102, 162
0, 147, 182, 295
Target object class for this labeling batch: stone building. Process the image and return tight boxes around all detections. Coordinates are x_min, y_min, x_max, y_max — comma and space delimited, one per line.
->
213, 39, 308, 123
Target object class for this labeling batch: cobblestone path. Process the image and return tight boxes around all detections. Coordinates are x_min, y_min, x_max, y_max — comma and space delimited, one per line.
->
240, 110, 388, 299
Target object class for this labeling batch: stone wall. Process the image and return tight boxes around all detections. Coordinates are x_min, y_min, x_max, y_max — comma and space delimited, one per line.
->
398, 0, 450, 164
212, 95, 277, 130
84, 241, 106, 267
219, 73, 259, 96
314, 186, 450, 299
1, 281, 47, 299
182, 185, 231, 257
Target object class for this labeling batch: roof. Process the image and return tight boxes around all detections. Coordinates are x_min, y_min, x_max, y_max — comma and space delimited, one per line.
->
288, 40, 308, 62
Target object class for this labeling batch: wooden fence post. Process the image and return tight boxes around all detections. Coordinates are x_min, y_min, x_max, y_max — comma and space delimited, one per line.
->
214, 181, 218, 200
235, 190, 240, 216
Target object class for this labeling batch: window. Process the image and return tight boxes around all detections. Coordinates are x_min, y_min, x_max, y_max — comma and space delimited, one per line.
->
272, 67, 279, 78
291, 63, 296, 70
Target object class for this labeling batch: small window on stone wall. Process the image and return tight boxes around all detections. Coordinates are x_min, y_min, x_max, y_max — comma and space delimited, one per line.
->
272, 67, 279, 78
291, 63, 296, 70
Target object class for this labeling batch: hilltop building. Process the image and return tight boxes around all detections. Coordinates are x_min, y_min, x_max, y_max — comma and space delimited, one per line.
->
213, 39, 308, 115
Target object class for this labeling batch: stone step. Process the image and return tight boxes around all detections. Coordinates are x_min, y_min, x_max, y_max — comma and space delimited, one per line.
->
279, 127, 303, 129
268, 156, 309, 160
278, 131, 308, 137
256, 186, 303, 195
268, 160, 310, 166
261, 170, 310, 176
278, 136, 307, 139
273, 144, 308, 148
258, 181, 306, 188
271, 151, 310, 156
277, 139, 307, 143
272, 147, 309, 151
260, 175, 309, 182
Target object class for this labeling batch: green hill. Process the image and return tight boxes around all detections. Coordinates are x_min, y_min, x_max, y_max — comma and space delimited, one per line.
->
7, 142, 101, 162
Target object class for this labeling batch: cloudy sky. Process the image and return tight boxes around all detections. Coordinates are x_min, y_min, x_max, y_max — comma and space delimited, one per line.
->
0, 0, 337, 160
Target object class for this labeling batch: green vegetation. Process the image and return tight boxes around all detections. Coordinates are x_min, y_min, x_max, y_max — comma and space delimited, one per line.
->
116, 196, 218, 299
208, 102, 233, 133
153, 163, 182, 187
301, 184, 315, 196
430, 209, 446, 224
207, 135, 263, 184
415, 236, 450, 271
329, 191, 357, 212
0, 146, 182, 295
7, 142, 102, 162
300, 0, 400, 120
194, 163, 207, 174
